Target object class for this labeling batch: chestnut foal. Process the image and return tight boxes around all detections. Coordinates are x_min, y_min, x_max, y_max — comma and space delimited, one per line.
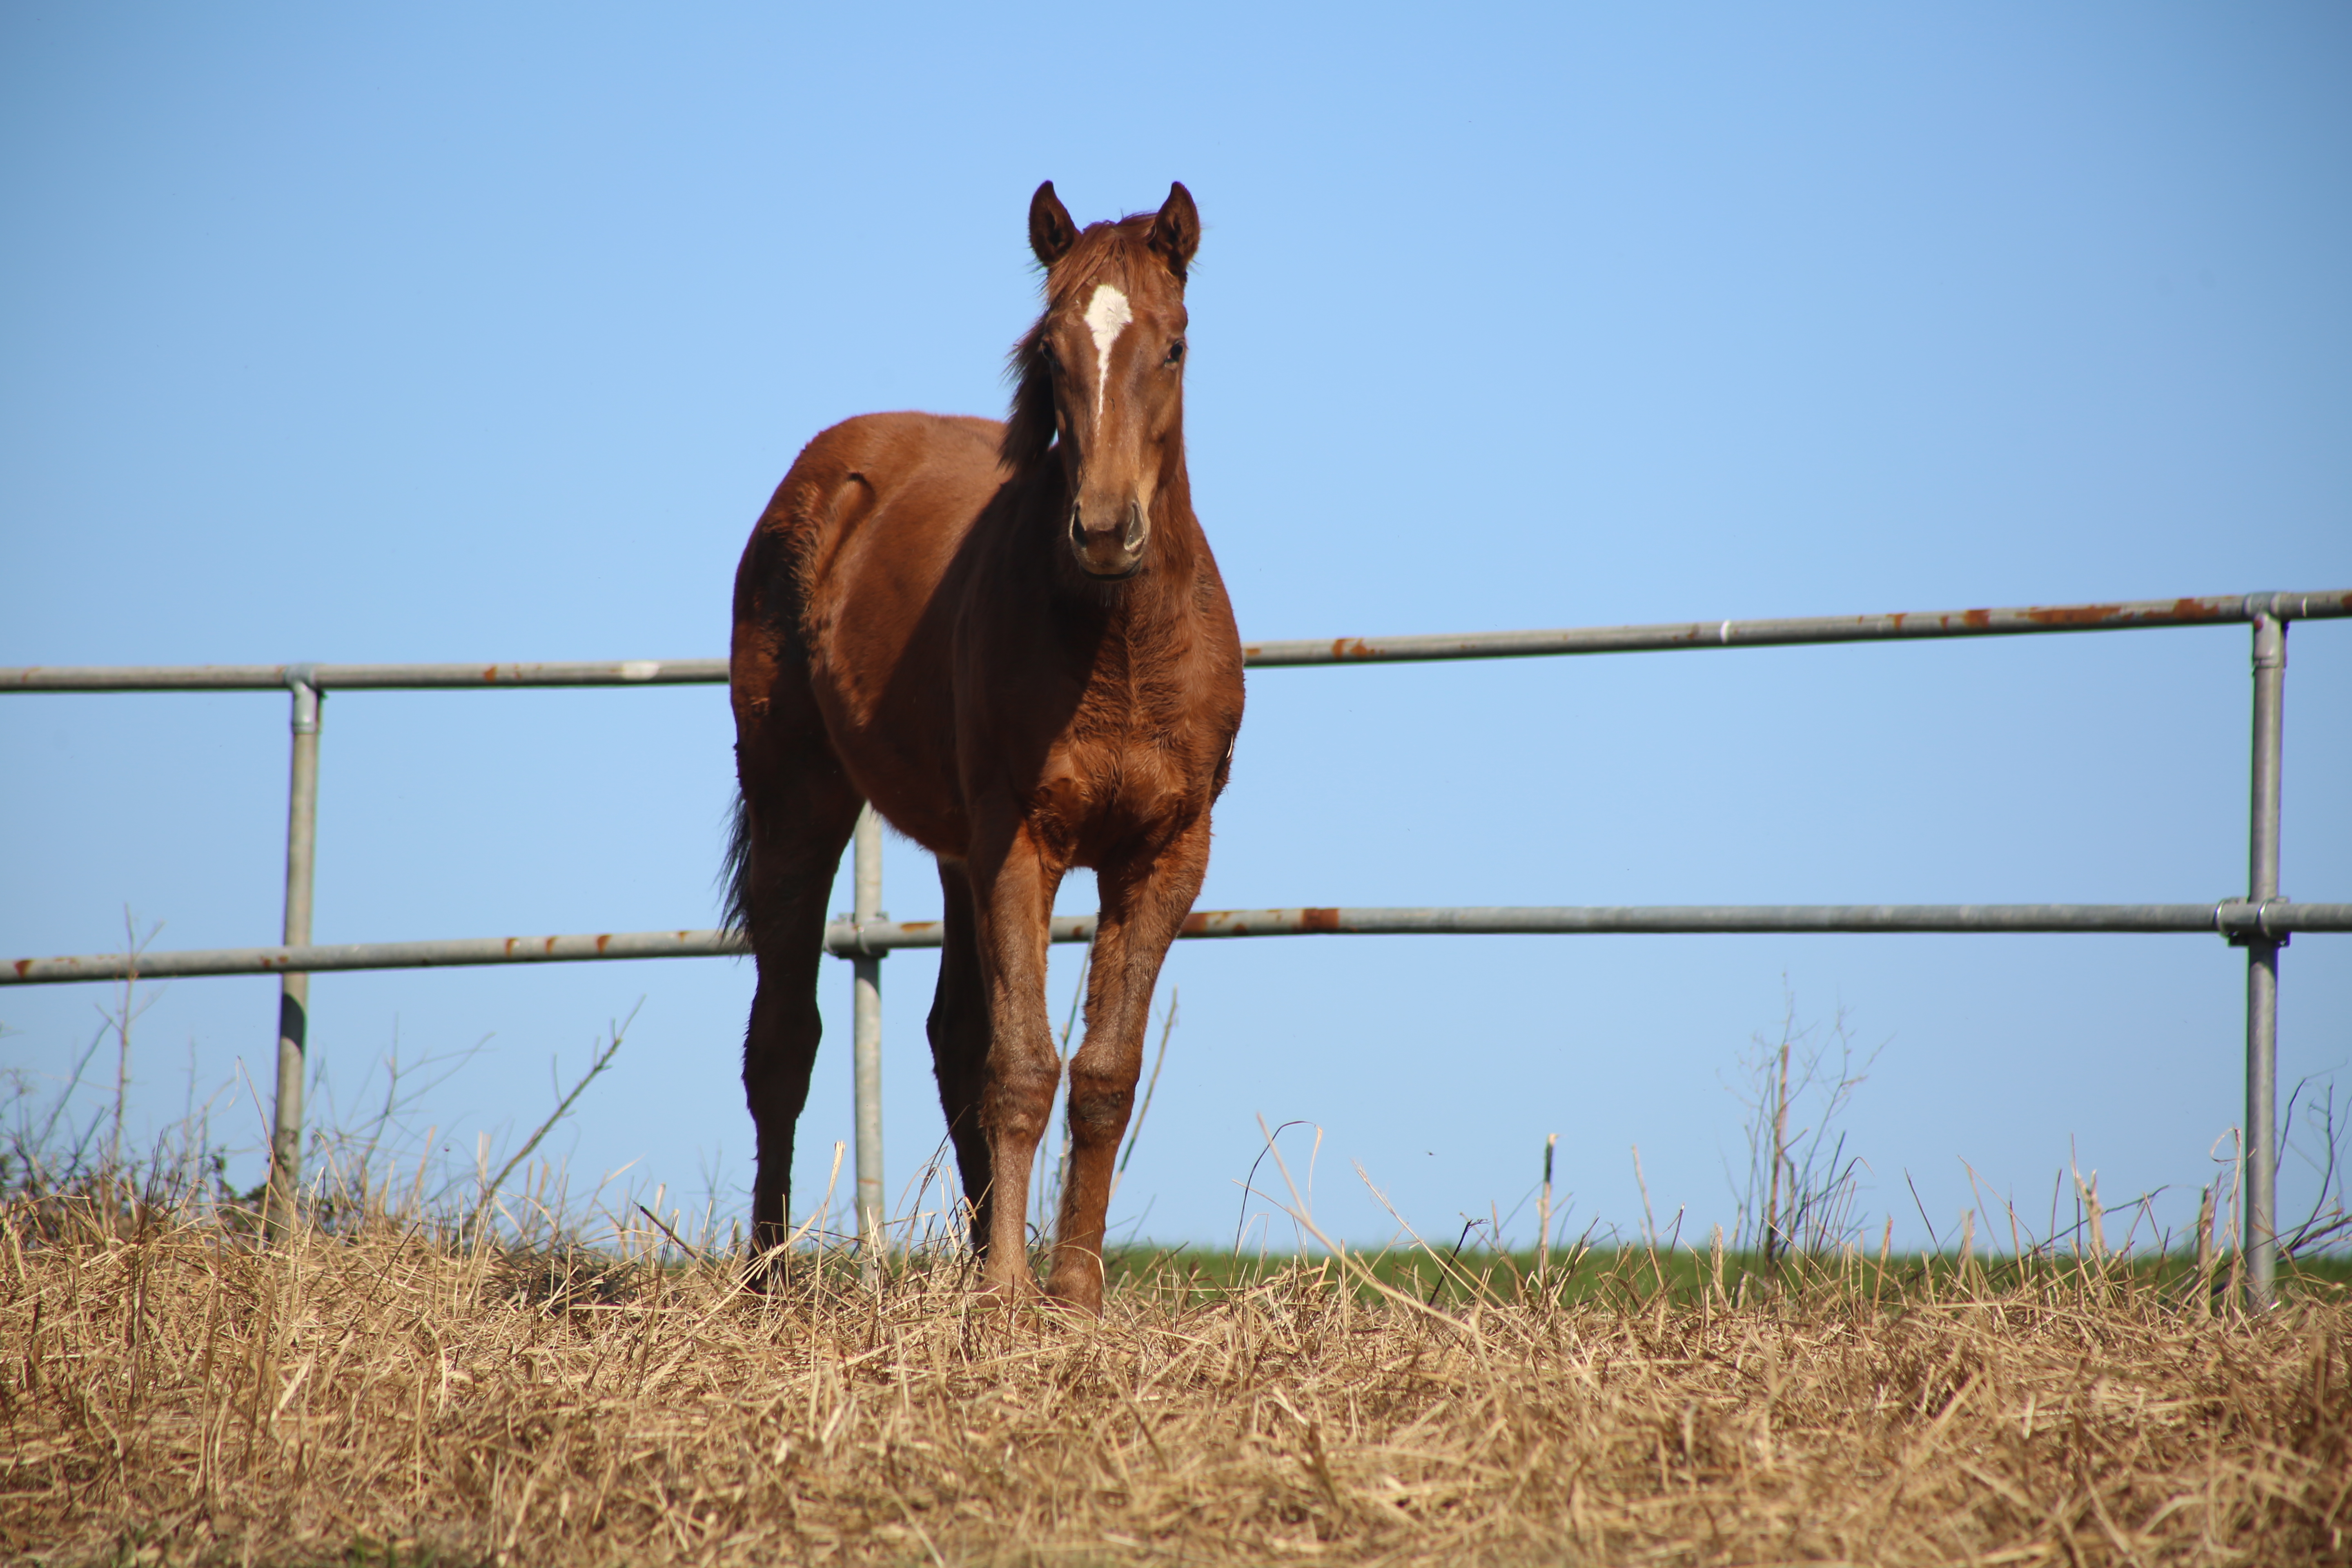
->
725, 182, 1244, 1311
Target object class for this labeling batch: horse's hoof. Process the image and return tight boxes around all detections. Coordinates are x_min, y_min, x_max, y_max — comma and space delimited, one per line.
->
1042, 1274, 1106, 1317
740, 1249, 790, 1295
972, 1273, 1039, 1308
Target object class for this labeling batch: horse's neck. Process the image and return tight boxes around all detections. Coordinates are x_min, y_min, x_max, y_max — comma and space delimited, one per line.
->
1143, 465, 1203, 586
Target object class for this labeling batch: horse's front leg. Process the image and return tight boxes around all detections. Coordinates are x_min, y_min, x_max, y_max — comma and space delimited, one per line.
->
1047, 815, 1212, 1312
968, 818, 1067, 1297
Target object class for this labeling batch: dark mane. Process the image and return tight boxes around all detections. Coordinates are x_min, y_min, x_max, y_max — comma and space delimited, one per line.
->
999, 214, 1174, 473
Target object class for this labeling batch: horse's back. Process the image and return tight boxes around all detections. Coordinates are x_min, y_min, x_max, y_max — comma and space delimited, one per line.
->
733, 410, 1007, 853
737, 410, 1000, 634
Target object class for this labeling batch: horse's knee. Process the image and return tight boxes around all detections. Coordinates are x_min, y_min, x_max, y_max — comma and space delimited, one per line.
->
1065, 1071, 1135, 1141
981, 1061, 1058, 1143
742, 994, 819, 1111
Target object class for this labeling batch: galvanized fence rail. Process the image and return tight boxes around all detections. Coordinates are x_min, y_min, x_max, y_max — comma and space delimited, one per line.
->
5, 586, 2345, 1303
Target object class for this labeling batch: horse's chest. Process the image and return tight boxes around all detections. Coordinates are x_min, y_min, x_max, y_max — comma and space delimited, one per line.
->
1036, 698, 1205, 843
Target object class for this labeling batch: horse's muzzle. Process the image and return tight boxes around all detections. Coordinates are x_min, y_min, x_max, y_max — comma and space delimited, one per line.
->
1070, 500, 1148, 579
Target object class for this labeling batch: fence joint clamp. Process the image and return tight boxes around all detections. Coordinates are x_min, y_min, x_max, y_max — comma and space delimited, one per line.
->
284, 663, 321, 735
829, 913, 892, 960
2215, 898, 2291, 948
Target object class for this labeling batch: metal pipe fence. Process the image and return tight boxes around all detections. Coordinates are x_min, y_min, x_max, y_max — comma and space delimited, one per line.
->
13, 902, 2352, 985
5, 585, 2345, 1301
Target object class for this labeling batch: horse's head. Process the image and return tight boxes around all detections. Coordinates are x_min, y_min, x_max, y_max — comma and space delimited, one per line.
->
1009, 180, 1200, 581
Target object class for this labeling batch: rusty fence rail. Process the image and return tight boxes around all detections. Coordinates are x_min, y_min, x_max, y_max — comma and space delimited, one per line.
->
13, 902, 2352, 986
9, 588, 2347, 692
4, 585, 2346, 1303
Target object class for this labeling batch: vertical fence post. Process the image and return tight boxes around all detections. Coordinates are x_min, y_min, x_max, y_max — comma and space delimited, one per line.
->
852, 803, 886, 1283
2242, 610, 2286, 1310
263, 668, 321, 1237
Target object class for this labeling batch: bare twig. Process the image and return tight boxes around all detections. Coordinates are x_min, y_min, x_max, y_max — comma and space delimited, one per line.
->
472, 1004, 637, 1234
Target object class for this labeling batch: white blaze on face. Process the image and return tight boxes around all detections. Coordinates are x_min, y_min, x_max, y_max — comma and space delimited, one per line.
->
1082, 283, 1133, 423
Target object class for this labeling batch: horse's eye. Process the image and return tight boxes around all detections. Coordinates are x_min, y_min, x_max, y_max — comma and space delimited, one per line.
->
1166, 339, 1186, 365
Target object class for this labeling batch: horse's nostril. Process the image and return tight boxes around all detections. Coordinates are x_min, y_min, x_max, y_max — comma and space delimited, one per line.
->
1069, 499, 1144, 569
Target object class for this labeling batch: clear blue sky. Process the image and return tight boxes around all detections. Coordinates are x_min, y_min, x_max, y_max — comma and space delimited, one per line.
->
4, 4, 2346, 1253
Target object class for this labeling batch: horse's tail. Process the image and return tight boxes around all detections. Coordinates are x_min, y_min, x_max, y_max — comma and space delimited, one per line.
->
719, 786, 755, 943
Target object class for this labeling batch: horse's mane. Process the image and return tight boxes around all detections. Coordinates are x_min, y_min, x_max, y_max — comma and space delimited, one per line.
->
1000, 214, 1180, 473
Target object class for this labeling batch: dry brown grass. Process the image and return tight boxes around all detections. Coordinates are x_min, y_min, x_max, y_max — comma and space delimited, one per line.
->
6, 1196, 2349, 1568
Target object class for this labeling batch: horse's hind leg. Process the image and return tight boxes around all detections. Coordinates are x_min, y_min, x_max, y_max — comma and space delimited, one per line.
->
926, 857, 997, 1257
733, 703, 862, 1265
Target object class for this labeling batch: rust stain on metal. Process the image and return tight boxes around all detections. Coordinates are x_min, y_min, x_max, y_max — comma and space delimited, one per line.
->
503, 937, 519, 956
595, 933, 611, 954
1962, 608, 1992, 629
2023, 602, 2121, 627
1330, 637, 1374, 659
1301, 907, 1341, 933
13, 959, 29, 978
481, 666, 501, 683
2171, 597, 2226, 621
542, 937, 558, 954
1179, 912, 1209, 935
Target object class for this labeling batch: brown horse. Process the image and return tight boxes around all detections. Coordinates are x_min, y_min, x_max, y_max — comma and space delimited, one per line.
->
725, 182, 1245, 1311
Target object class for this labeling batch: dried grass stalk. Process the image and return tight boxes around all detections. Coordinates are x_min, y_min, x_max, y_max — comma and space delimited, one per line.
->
6, 1195, 2349, 1566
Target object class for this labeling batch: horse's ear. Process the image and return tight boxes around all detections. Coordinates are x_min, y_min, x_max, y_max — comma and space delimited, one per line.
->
1148, 182, 1200, 281
1029, 181, 1078, 268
